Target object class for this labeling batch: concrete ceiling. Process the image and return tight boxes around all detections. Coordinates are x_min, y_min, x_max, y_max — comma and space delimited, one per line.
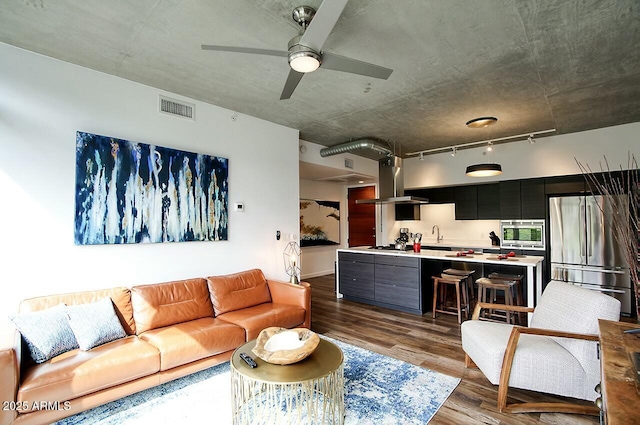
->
1, 0, 639, 159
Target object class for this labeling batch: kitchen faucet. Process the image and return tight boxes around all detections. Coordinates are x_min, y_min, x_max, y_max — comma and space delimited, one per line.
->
432, 225, 443, 242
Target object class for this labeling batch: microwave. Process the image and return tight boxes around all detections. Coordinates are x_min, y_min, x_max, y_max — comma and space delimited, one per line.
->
500, 220, 545, 250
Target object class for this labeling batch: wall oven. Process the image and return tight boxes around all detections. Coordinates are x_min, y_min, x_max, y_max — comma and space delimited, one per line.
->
500, 219, 545, 250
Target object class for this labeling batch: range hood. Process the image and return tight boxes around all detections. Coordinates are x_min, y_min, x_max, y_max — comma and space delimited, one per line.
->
356, 156, 428, 205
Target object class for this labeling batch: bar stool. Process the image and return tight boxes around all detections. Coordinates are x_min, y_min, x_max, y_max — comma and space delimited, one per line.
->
432, 273, 471, 324
475, 277, 517, 324
443, 268, 476, 309
488, 272, 525, 323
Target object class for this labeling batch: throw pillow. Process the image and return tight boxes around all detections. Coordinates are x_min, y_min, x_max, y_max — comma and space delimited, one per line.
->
66, 297, 127, 350
9, 303, 79, 363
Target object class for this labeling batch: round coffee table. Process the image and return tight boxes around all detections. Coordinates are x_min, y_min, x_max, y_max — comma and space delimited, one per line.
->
230, 338, 344, 425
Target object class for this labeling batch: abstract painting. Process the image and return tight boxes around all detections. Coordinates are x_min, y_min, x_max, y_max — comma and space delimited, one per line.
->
300, 199, 340, 247
75, 131, 228, 245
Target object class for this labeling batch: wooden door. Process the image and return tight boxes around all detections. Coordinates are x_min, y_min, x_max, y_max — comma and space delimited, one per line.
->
348, 186, 376, 247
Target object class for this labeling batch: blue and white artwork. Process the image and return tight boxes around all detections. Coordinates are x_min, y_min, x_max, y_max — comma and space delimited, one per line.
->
74, 131, 228, 245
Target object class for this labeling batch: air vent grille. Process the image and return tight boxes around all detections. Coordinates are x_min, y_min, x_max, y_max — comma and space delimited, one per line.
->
344, 158, 354, 169
159, 96, 195, 120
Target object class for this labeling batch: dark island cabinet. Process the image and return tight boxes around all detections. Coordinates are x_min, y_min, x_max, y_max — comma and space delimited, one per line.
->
338, 252, 374, 301
374, 255, 421, 311
338, 252, 425, 314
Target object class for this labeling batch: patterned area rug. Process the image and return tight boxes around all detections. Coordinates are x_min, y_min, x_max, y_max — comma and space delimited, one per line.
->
55, 337, 459, 425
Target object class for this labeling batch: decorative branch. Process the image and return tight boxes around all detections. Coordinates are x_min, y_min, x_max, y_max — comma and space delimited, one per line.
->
576, 153, 640, 319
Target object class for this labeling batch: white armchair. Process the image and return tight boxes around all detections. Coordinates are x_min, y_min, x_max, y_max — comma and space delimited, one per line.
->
461, 280, 621, 415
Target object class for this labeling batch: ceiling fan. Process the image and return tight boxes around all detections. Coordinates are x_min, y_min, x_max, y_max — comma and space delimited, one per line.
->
201, 0, 393, 100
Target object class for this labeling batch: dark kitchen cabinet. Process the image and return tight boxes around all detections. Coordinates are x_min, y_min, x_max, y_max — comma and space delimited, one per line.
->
477, 183, 500, 219
374, 255, 421, 312
500, 181, 521, 219
544, 175, 586, 196
338, 252, 374, 302
405, 187, 454, 204
454, 186, 478, 220
520, 178, 546, 219
395, 203, 421, 220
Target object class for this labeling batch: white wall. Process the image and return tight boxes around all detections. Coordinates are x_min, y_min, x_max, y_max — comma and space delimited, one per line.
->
298, 140, 379, 279
299, 179, 345, 279
404, 123, 640, 188
0, 43, 300, 343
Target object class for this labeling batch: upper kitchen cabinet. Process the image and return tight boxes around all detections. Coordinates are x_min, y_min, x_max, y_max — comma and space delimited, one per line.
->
544, 175, 586, 195
520, 178, 546, 218
395, 203, 421, 220
499, 179, 545, 219
499, 181, 521, 219
454, 186, 478, 220
477, 183, 500, 219
405, 187, 454, 204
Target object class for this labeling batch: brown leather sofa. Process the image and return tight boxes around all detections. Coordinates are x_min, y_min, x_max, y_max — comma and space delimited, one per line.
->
0, 269, 310, 425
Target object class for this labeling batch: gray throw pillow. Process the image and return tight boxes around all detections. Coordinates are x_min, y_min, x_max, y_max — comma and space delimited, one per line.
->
66, 297, 127, 350
9, 303, 79, 363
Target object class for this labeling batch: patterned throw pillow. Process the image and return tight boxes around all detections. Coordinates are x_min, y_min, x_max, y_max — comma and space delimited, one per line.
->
9, 303, 79, 363
66, 297, 127, 350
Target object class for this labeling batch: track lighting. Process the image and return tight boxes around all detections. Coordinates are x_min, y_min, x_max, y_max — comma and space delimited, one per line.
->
451, 147, 457, 157
419, 152, 424, 161
528, 134, 535, 144
486, 142, 493, 152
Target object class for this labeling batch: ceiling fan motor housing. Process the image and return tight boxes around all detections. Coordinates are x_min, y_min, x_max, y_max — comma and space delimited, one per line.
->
288, 34, 322, 72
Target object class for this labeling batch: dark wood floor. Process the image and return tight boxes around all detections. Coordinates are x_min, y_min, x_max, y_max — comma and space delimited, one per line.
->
308, 274, 600, 425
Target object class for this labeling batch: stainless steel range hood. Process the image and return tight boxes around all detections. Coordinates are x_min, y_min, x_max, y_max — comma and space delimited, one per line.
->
356, 156, 428, 205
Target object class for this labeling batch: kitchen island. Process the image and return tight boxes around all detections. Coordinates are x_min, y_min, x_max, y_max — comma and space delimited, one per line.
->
335, 247, 544, 319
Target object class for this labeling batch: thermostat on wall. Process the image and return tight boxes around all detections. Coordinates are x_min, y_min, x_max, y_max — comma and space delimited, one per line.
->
234, 202, 244, 212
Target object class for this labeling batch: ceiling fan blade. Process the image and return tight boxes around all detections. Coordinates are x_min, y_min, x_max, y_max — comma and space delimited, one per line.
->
201, 45, 288, 58
280, 69, 305, 100
321, 52, 393, 79
299, 0, 349, 52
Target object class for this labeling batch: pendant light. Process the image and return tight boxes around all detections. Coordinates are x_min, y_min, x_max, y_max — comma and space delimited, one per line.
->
465, 116, 502, 177
465, 163, 502, 177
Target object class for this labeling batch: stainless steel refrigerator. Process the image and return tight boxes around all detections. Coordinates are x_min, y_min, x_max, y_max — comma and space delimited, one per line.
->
549, 195, 632, 316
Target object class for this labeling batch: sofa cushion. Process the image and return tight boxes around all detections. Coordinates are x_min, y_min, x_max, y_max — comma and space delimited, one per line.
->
17, 336, 159, 406
217, 303, 306, 340
66, 297, 127, 350
19, 287, 136, 335
10, 304, 79, 363
132, 278, 214, 334
207, 269, 272, 315
139, 317, 246, 371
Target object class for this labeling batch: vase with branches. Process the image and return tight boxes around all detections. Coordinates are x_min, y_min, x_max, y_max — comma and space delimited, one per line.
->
576, 153, 640, 320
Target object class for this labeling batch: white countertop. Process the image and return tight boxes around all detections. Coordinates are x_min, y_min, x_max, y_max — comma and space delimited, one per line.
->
338, 247, 544, 266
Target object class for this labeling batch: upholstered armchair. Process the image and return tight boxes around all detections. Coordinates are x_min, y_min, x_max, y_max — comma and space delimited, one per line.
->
461, 280, 621, 415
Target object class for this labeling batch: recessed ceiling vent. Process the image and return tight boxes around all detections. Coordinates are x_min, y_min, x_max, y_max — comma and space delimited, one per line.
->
159, 96, 195, 121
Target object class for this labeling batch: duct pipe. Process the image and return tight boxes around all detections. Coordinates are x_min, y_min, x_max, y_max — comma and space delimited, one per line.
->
319, 139, 392, 157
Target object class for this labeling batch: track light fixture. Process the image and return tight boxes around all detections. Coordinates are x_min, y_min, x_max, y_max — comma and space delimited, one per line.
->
419, 152, 424, 161
451, 147, 457, 157
486, 142, 493, 152
528, 134, 535, 144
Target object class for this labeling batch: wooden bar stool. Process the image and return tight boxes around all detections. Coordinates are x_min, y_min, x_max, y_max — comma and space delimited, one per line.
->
488, 272, 525, 323
475, 277, 517, 323
443, 268, 476, 309
432, 273, 470, 324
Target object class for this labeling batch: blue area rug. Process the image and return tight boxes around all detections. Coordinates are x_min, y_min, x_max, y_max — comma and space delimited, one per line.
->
55, 337, 459, 424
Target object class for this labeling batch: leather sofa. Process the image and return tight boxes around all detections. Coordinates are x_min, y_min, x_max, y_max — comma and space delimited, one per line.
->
0, 269, 310, 425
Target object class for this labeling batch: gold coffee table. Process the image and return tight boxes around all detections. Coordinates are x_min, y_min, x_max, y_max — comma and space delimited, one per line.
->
230, 338, 344, 425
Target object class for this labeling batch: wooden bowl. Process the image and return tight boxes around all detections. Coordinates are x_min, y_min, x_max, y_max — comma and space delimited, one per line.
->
252, 327, 320, 365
